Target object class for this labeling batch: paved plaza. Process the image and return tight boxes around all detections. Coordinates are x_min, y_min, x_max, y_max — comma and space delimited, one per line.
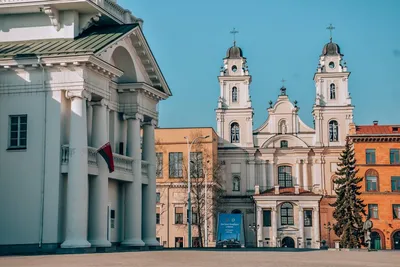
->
0, 250, 399, 267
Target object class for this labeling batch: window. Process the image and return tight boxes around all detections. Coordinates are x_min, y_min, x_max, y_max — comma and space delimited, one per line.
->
232, 86, 238, 102
330, 83, 336, 99
366, 149, 376, 164
393, 204, 400, 219
190, 152, 203, 178
156, 152, 163, 178
365, 169, 379, 191
156, 207, 161, 224
390, 149, 400, 164
8, 115, 27, 149
175, 237, 184, 248
280, 140, 288, 148
368, 204, 379, 219
232, 175, 240, 191
169, 152, 183, 178
329, 120, 338, 142
263, 210, 271, 227
278, 166, 292, 188
192, 207, 198, 225
392, 177, 400, 192
192, 237, 201, 247
175, 207, 184, 224
156, 192, 161, 203
110, 209, 115, 229
281, 202, 294, 225
231, 123, 240, 143
304, 210, 312, 227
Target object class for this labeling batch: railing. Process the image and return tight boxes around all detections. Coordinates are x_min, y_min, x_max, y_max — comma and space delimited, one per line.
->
88, 147, 98, 166
113, 153, 133, 173
141, 160, 149, 176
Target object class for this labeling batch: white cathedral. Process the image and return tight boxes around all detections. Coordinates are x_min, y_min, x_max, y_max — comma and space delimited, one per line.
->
216, 37, 353, 248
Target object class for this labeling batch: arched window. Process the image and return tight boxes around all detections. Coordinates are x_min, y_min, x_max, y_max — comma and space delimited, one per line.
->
330, 83, 336, 99
279, 120, 287, 134
281, 202, 294, 225
278, 166, 292, 187
232, 209, 242, 214
329, 120, 339, 142
231, 123, 240, 143
232, 87, 238, 102
232, 176, 240, 191
365, 169, 379, 191
280, 140, 288, 148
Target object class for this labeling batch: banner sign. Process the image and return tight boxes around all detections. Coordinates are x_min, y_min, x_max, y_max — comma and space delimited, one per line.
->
217, 213, 243, 243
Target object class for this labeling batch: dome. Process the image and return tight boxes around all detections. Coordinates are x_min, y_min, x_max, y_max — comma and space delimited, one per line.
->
226, 44, 243, 59
322, 41, 342, 56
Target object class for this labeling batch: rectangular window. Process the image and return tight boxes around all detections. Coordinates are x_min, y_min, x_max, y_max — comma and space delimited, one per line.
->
366, 176, 378, 191
368, 204, 379, 219
156, 192, 160, 203
190, 152, 203, 178
156, 207, 161, 224
169, 152, 183, 178
393, 204, 400, 219
263, 210, 271, 227
192, 207, 198, 225
175, 237, 184, 248
366, 149, 376, 164
156, 152, 163, 178
304, 210, 313, 227
175, 207, 183, 224
110, 209, 115, 229
192, 237, 201, 247
392, 177, 400, 192
390, 149, 400, 164
8, 115, 27, 149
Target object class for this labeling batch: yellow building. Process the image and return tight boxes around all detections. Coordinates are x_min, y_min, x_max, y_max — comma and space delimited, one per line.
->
154, 127, 219, 247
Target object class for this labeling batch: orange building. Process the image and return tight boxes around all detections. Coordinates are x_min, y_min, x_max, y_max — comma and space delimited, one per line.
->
154, 127, 219, 247
349, 122, 400, 250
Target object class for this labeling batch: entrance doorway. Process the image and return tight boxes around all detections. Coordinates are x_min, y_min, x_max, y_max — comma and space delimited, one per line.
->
281, 237, 295, 248
393, 230, 400, 250
370, 231, 381, 250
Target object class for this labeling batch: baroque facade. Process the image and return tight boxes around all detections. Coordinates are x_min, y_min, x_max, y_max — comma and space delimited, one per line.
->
216, 37, 353, 248
0, 0, 171, 253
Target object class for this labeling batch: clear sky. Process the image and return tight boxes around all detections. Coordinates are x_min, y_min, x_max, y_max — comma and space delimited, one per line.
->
119, 0, 400, 129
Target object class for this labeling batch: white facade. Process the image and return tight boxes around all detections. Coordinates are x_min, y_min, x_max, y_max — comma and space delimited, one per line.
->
0, 0, 171, 253
216, 40, 353, 248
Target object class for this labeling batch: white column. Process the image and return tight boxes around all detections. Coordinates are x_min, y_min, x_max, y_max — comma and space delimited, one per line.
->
313, 206, 320, 248
142, 119, 159, 246
303, 159, 309, 190
87, 104, 93, 146
295, 159, 301, 186
121, 113, 145, 247
267, 160, 274, 188
271, 207, 277, 247
256, 207, 263, 247
88, 99, 111, 247
249, 161, 255, 190
298, 207, 304, 248
313, 159, 322, 191
61, 90, 91, 248
261, 161, 267, 188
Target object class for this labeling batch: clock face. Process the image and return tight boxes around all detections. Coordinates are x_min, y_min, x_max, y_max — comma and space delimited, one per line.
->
232, 65, 237, 72
329, 61, 335, 69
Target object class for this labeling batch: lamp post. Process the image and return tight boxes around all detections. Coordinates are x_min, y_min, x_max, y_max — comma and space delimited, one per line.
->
249, 222, 260, 247
324, 222, 333, 248
204, 160, 210, 248
184, 135, 209, 248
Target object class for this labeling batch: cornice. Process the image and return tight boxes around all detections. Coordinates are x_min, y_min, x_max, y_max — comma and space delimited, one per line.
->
350, 135, 400, 143
116, 82, 169, 100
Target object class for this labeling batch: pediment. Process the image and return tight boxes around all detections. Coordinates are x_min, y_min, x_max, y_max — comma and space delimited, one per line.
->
278, 226, 299, 231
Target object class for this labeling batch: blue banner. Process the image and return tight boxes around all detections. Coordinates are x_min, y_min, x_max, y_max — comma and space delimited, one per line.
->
217, 213, 242, 242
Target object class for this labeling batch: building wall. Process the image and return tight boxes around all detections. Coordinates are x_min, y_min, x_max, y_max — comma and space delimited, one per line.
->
353, 141, 400, 249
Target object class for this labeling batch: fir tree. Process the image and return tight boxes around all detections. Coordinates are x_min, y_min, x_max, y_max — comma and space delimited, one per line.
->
330, 136, 366, 248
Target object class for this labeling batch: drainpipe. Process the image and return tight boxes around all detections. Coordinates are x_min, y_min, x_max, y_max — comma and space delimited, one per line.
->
38, 56, 47, 248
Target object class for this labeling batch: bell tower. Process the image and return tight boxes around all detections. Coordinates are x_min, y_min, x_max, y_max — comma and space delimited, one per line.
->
312, 24, 354, 147
216, 29, 254, 148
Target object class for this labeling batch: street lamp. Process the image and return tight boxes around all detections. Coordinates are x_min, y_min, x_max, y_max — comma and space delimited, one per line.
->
184, 135, 209, 248
249, 222, 260, 247
204, 159, 210, 248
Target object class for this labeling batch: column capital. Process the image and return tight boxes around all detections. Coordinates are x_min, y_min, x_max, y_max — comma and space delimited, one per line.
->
299, 206, 304, 212
143, 119, 158, 127
271, 207, 277, 212
65, 89, 91, 101
123, 113, 144, 122
90, 99, 109, 107
257, 207, 262, 213
303, 159, 309, 164
313, 206, 319, 212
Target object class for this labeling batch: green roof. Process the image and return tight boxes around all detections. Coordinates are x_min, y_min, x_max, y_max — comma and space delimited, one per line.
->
0, 24, 138, 58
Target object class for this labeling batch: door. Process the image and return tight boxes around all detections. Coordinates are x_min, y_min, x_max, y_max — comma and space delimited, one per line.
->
393, 231, 400, 250
371, 232, 381, 250
281, 237, 295, 248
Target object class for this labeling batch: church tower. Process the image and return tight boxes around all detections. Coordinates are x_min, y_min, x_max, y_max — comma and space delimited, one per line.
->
312, 25, 354, 147
216, 31, 254, 148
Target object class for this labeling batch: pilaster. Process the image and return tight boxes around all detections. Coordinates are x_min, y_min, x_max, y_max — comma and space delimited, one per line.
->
303, 159, 309, 189
256, 206, 263, 247
298, 206, 304, 248
313, 206, 320, 248
271, 206, 277, 247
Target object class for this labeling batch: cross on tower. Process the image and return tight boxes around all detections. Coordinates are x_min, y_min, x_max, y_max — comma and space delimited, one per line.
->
230, 28, 239, 46
326, 23, 335, 42
281, 78, 286, 87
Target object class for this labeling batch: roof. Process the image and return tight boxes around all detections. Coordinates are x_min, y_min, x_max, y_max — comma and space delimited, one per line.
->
256, 187, 318, 196
355, 125, 400, 135
0, 24, 138, 58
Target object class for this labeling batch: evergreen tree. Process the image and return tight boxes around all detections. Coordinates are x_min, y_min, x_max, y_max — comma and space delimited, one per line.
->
330, 137, 366, 248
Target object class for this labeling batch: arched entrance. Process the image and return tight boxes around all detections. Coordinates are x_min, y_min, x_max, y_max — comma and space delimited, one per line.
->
231, 209, 242, 214
281, 237, 295, 248
370, 231, 382, 250
392, 230, 400, 250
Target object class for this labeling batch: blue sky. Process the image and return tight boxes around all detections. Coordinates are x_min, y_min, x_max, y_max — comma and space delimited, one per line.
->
119, 0, 400, 128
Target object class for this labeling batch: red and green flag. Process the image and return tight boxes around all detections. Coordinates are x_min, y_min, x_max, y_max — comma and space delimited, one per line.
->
97, 142, 114, 173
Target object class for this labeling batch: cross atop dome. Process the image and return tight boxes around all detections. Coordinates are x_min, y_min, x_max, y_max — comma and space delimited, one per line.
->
230, 27, 239, 46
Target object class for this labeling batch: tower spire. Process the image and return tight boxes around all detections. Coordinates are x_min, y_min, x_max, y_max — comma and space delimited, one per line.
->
326, 23, 335, 42
230, 27, 239, 46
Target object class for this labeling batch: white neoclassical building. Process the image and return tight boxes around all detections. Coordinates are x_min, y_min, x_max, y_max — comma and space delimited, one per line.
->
216, 36, 353, 248
0, 0, 171, 254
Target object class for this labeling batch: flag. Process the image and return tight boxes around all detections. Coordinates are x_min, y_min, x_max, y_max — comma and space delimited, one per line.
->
97, 142, 114, 173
